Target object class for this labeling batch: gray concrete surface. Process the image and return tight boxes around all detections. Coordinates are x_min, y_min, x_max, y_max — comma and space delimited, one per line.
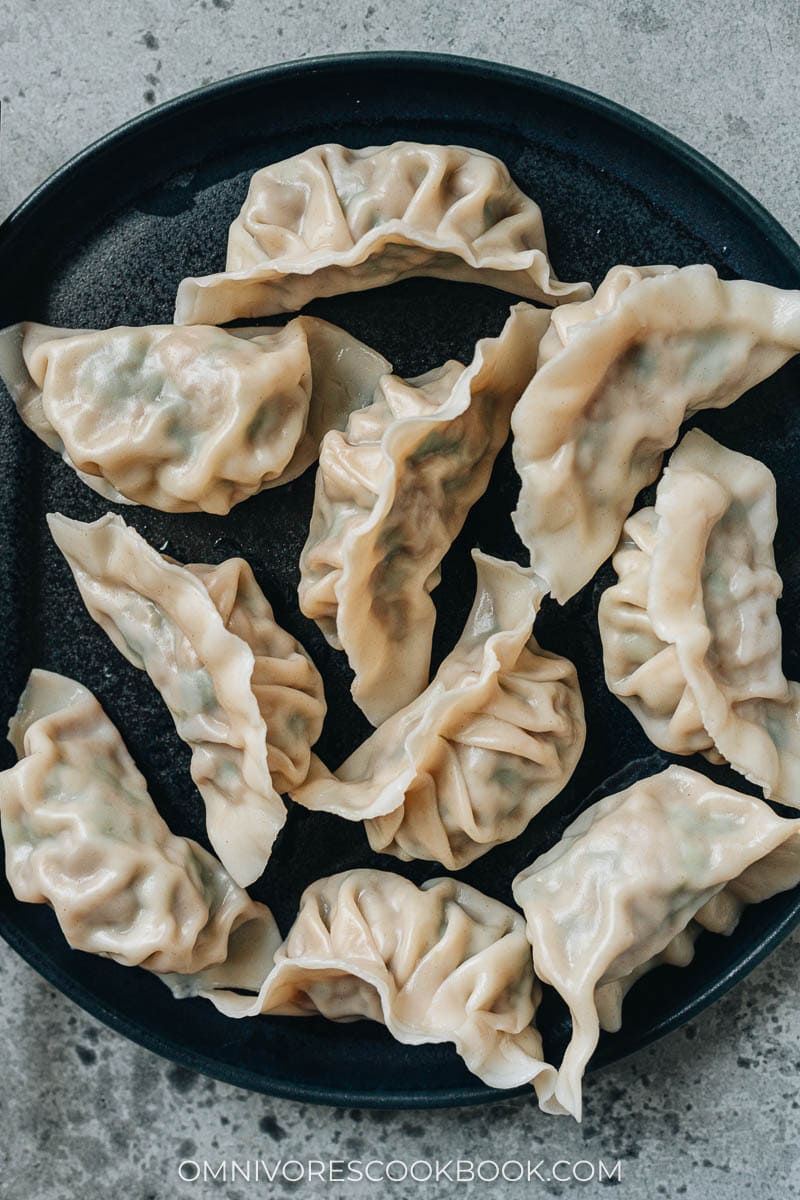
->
1, 3, 799, 1198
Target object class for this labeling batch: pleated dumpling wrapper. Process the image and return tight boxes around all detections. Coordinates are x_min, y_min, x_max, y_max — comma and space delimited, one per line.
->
511, 264, 800, 601
0, 670, 281, 1004
512, 764, 800, 1121
0, 317, 390, 513
599, 429, 800, 804
174, 142, 591, 324
48, 512, 326, 887
293, 551, 585, 870
299, 303, 551, 724
210, 867, 564, 1113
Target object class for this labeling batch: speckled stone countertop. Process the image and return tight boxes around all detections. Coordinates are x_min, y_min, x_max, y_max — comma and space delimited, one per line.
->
1, 4, 799, 1199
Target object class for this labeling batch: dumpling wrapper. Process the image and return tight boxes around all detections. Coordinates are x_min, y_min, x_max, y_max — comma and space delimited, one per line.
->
48, 512, 326, 887
512, 764, 800, 1121
293, 551, 585, 870
210, 867, 562, 1112
0, 317, 390, 513
511, 264, 800, 601
174, 142, 591, 324
299, 302, 551, 724
0, 669, 281, 1004
599, 429, 800, 804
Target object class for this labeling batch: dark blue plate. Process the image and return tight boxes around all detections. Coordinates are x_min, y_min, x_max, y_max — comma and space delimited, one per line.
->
1, 52, 799, 1108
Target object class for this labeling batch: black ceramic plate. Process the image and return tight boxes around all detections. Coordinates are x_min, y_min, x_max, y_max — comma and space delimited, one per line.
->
1, 52, 799, 1109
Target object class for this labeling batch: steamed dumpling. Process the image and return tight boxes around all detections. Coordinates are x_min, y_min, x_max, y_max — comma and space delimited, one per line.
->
599, 429, 800, 803
299, 303, 550, 723
293, 551, 585, 869
0, 669, 281, 1003
512, 764, 800, 1120
48, 512, 326, 887
210, 867, 562, 1111
511, 265, 800, 601
174, 142, 591, 324
0, 317, 389, 513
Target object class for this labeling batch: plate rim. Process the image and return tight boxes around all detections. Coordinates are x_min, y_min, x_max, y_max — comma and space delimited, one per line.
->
1, 49, 799, 1110
3, 50, 799, 265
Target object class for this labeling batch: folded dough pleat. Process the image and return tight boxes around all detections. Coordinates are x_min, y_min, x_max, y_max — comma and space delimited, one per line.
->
0, 669, 281, 1003
293, 550, 585, 869
512, 764, 800, 1120
299, 302, 551, 724
207, 867, 563, 1114
174, 142, 591, 324
0, 316, 390, 513
511, 264, 800, 601
48, 512, 326, 886
600, 429, 800, 804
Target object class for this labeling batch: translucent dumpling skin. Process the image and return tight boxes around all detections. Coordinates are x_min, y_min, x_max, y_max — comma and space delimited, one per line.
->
599, 429, 800, 804
293, 551, 585, 869
511, 265, 800, 601
512, 764, 800, 1120
299, 303, 550, 724
48, 512, 326, 887
0, 669, 280, 1004
174, 142, 591, 323
0, 317, 390, 513
209, 867, 563, 1112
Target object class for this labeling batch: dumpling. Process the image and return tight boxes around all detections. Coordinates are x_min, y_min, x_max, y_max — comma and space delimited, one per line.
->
298, 303, 550, 723
0, 317, 390, 513
511, 264, 800, 601
174, 142, 591, 324
599, 429, 800, 804
48, 512, 326, 886
292, 551, 585, 869
0, 669, 281, 1003
512, 764, 800, 1120
210, 867, 562, 1110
